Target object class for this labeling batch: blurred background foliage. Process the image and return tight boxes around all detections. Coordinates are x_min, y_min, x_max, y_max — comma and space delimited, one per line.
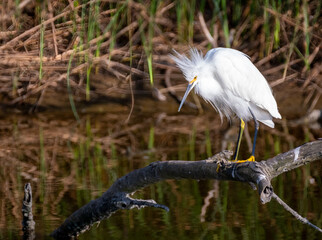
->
0, 1, 321, 239
0, 0, 320, 111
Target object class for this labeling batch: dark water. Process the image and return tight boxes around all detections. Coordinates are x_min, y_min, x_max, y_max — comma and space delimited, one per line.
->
0, 99, 321, 239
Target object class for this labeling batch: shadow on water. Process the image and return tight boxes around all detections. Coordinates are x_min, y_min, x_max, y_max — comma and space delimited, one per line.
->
0, 97, 321, 239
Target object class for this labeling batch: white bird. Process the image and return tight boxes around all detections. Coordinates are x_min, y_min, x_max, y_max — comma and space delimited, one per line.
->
171, 47, 281, 162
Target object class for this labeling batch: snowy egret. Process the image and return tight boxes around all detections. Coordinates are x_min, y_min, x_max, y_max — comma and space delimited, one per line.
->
172, 48, 281, 162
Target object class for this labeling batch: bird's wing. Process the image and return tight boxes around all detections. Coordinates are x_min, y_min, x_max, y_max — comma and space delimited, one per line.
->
210, 48, 281, 119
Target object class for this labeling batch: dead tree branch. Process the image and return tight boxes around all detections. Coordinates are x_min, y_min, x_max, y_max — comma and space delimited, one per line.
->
51, 140, 322, 239
22, 183, 35, 240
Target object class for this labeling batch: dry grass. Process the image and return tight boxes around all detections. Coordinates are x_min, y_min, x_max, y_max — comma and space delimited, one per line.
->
0, 1, 321, 236
0, 0, 321, 111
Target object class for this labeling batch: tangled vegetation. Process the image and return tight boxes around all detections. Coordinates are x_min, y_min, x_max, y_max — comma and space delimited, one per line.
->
0, 0, 321, 113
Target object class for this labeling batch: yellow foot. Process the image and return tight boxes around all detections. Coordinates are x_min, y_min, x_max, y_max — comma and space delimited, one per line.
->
233, 155, 255, 163
217, 156, 255, 172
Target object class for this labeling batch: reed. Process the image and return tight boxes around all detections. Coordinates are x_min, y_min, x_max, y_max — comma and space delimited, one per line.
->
272, 0, 281, 49
263, 0, 270, 55
274, 136, 281, 154
220, 0, 230, 47
39, 19, 45, 81
0, 0, 320, 111
302, 0, 310, 71
205, 128, 212, 158
85, 1, 98, 100
110, 141, 117, 160
187, 0, 196, 43
148, 126, 155, 150
138, 0, 158, 85
189, 126, 196, 161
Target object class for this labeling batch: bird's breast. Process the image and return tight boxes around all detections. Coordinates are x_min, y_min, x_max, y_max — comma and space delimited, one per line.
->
195, 76, 222, 100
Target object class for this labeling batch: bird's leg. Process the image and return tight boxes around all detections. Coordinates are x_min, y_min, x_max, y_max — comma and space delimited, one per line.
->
248, 108, 259, 161
237, 109, 258, 162
233, 118, 245, 161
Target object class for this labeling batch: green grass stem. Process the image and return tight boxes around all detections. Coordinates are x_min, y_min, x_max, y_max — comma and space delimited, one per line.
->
221, 0, 230, 47
189, 126, 196, 161
138, 0, 157, 85
188, 0, 196, 42
39, 19, 44, 81
148, 126, 155, 150
263, 0, 270, 55
302, 0, 310, 71
272, 0, 281, 49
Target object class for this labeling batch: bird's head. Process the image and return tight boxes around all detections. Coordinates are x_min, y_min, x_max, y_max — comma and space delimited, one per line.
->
170, 48, 204, 112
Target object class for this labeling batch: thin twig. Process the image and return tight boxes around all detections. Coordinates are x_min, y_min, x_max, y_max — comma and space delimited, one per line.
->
198, 12, 217, 48
48, 1, 58, 56
255, 45, 289, 67
270, 72, 299, 88
272, 192, 322, 233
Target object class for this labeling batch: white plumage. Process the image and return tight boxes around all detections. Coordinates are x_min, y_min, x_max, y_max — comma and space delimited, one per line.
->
172, 47, 282, 161
172, 48, 281, 126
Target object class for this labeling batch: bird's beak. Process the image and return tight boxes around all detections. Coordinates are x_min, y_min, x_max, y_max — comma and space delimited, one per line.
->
178, 77, 197, 112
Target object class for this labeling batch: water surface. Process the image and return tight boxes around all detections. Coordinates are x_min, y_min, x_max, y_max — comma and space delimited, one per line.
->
0, 99, 321, 239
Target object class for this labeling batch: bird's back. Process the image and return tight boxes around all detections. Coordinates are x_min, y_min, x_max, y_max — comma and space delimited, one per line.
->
202, 48, 281, 127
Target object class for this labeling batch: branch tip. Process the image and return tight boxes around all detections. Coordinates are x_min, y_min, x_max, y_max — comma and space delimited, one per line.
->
272, 192, 322, 233
118, 196, 169, 212
22, 183, 35, 238
256, 175, 273, 204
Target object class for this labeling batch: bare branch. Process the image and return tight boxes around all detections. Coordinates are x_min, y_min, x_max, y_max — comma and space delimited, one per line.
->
271, 192, 322, 232
264, 140, 322, 179
51, 140, 322, 239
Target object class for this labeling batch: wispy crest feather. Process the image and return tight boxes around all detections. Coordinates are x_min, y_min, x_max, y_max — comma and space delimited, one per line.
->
170, 48, 204, 80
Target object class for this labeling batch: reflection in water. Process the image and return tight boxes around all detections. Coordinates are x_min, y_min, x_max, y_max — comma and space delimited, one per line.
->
0, 105, 321, 239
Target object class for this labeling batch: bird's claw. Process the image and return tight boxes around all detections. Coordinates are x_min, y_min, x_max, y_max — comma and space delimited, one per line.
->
216, 164, 220, 172
233, 155, 255, 163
